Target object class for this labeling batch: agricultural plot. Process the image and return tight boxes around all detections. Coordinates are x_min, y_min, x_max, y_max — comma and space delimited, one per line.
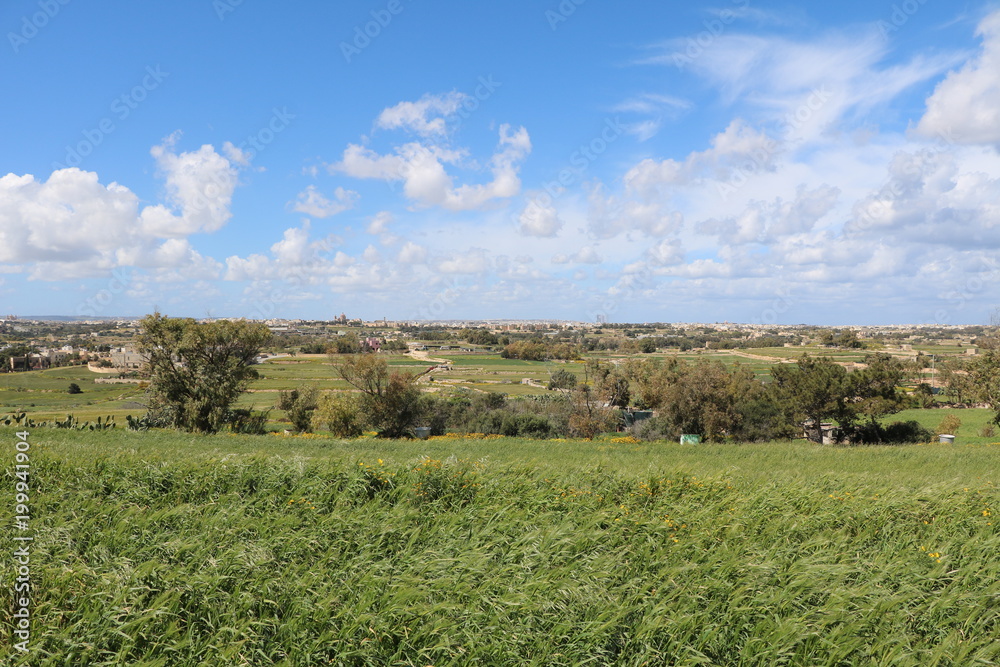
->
0, 366, 145, 422
3, 429, 998, 665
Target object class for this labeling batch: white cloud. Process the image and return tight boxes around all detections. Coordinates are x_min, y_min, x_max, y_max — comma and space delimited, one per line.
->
397, 241, 428, 264
140, 132, 241, 237
917, 10, 1000, 147
376, 92, 467, 137
290, 185, 359, 218
587, 182, 685, 239
552, 246, 602, 265
367, 211, 394, 235
697, 184, 840, 245
613, 93, 692, 141
642, 28, 963, 145
624, 119, 778, 197
332, 118, 531, 211
437, 248, 491, 274
517, 198, 563, 238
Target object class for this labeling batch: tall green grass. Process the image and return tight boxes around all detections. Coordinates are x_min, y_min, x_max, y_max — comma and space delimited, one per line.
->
2, 430, 999, 665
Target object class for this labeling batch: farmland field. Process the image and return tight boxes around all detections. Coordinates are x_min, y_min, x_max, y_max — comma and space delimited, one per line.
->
3, 428, 999, 665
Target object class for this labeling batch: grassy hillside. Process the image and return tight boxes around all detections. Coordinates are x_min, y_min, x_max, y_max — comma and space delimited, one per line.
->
2, 429, 999, 665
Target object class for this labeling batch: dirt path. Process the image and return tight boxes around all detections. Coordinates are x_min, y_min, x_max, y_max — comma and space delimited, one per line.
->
407, 347, 450, 365
726, 350, 797, 363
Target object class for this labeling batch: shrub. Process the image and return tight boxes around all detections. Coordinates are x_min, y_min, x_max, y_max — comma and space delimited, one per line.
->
313, 392, 364, 438
67, 382, 82, 394
225, 409, 270, 435
850, 420, 933, 445
278, 386, 319, 433
935, 414, 961, 435
548, 369, 577, 391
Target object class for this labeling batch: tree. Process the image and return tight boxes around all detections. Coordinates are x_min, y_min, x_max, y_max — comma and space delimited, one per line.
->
968, 348, 1000, 424
332, 332, 361, 354
547, 368, 578, 391
278, 385, 319, 433
137, 313, 272, 433
312, 392, 364, 437
334, 354, 422, 438
770, 354, 852, 443
939, 357, 975, 404
67, 382, 82, 394
568, 384, 617, 439
849, 353, 907, 426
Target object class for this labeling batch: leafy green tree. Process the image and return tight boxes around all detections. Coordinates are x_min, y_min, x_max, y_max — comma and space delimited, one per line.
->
335, 354, 422, 438
770, 354, 851, 443
312, 392, 364, 437
460, 328, 499, 346
67, 382, 82, 394
939, 357, 974, 404
849, 353, 908, 430
278, 385, 319, 433
968, 348, 1000, 425
547, 368, 578, 390
137, 314, 272, 433
331, 332, 362, 354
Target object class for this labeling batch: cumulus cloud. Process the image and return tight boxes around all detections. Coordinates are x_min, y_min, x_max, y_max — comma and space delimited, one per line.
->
624, 120, 778, 198
140, 132, 242, 237
367, 211, 394, 235
290, 185, 359, 218
517, 199, 563, 237
587, 182, 684, 239
437, 248, 491, 274
0, 138, 241, 280
376, 92, 467, 137
697, 184, 840, 245
917, 10, 1000, 147
552, 246, 602, 265
397, 241, 428, 264
331, 93, 532, 212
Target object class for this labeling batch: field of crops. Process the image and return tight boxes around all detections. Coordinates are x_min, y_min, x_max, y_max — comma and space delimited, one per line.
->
3, 428, 999, 665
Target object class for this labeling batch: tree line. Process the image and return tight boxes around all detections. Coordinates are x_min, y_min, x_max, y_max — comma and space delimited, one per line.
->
133, 315, 1000, 443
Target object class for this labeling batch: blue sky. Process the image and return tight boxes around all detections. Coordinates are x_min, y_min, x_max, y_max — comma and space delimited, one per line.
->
3, 0, 1000, 324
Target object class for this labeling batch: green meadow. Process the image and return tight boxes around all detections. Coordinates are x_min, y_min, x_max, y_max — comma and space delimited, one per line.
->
2, 428, 999, 665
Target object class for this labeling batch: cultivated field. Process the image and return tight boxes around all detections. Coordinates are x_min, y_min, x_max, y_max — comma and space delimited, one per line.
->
3, 429, 998, 665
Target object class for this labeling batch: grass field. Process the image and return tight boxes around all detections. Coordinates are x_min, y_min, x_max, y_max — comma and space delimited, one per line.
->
2, 428, 999, 665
